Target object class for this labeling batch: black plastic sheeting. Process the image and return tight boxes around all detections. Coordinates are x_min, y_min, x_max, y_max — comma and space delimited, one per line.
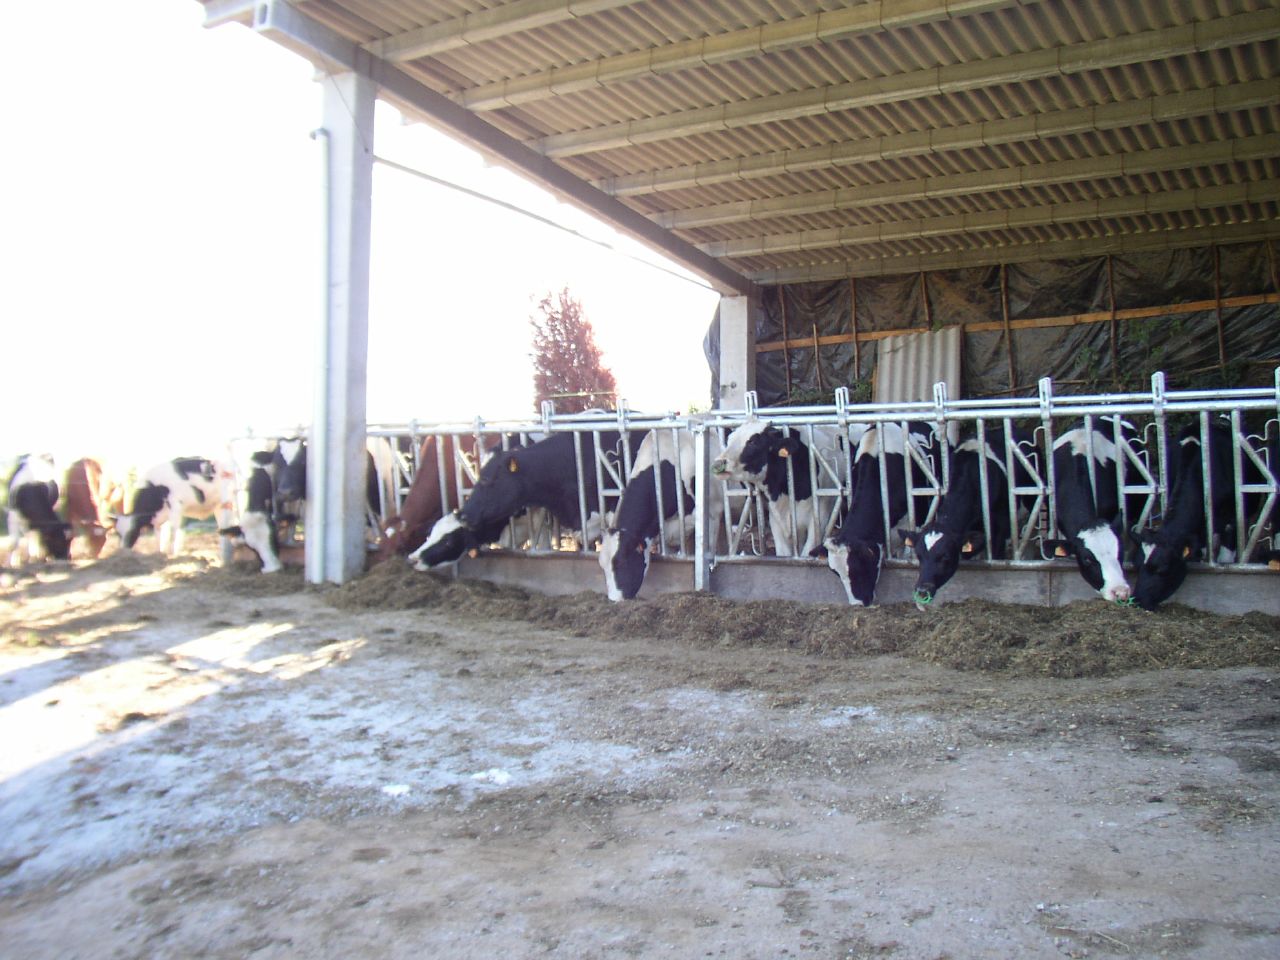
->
704, 240, 1280, 407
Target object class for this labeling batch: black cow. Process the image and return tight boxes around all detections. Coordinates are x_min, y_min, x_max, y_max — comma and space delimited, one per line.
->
409, 431, 637, 570
1134, 421, 1271, 610
819, 422, 936, 606
6, 454, 70, 564
1042, 420, 1134, 603
274, 439, 384, 536
898, 428, 1028, 609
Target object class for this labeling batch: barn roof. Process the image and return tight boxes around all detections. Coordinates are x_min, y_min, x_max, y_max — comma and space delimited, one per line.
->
201, 0, 1280, 296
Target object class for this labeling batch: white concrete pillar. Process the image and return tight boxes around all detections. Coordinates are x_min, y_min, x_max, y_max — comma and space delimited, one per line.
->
307, 71, 375, 585
717, 294, 755, 409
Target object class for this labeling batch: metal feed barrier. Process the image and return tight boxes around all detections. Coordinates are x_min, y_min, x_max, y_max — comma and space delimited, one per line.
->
242, 369, 1279, 599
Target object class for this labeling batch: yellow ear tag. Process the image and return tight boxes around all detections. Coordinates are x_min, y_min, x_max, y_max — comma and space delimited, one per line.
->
508, 458, 519, 473
962, 541, 975, 553
777, 447, 790, 458
1054, 545, 1068, 557
1269, 559, 1280, 571
1182, 545, 1192, 558
903, 536, 914, 548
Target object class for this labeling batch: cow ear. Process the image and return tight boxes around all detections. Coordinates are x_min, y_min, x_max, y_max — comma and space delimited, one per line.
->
507, 457, 520, 473
776, 436, 802, 459
961, 531, 985, 556
896, 528, 918, 548
1044, 538, 1073, 558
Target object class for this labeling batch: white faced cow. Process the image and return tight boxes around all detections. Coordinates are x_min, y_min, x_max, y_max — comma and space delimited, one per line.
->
1043, 421, 1133, 603
599, 427, 725, 601
711, 422, 858, 557
6, 454, 70, 565
114, 457, 236, 557
410, 431, 641, 570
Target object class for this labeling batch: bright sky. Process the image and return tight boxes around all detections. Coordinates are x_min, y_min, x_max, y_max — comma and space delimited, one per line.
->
2, 0, 720, 470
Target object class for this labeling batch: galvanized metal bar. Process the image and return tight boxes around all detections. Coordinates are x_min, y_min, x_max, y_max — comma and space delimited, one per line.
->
976, 417, 994, 561
693, 424, 711, 591
1198, 411, 1216, 566
1039, 378, 1060, 546
672, 425, 688, 558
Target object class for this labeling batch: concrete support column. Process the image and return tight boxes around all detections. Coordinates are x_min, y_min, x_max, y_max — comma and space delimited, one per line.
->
307, 71, 375, 585
717, 294, 755, 409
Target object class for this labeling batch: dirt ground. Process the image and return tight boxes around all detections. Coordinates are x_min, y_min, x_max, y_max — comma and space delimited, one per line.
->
2, 537, 1279, 960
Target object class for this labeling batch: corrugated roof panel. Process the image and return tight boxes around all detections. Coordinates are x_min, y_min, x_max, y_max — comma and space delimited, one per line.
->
216, 0, 1280, 291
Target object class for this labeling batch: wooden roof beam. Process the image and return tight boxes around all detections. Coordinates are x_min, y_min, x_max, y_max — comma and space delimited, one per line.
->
457, 0, 1036, 111
534, 8, 1280, 158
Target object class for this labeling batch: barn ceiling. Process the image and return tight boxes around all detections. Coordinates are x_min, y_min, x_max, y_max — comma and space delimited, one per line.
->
202, 0, 1280, 297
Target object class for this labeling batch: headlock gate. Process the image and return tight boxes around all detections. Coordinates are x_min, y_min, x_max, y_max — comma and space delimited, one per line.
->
258, 370, 1279, 612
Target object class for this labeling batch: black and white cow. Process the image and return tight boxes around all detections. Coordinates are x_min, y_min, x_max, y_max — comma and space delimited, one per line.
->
6, 454, 70, 565
821, 422, 936, 606
1134, 421, 1270, 610
898, 429, 1027, 609
114, 457, 235, 556
218, 450, 284, 573
273, 439, 387, 540
598, 428, 724, 601
1042, 420, 1134, 603
409, 431, 636, 570
711, 422, 858, 557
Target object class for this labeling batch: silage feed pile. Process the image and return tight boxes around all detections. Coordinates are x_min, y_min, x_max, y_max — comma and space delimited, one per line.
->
326, 560, 1280, 679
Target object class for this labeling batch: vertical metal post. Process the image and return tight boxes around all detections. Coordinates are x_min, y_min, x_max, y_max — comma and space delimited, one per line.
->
1201, 411, 1216, 566
1151, 372, 1168, 517
306, 70, 374, 585
976, 417, 993, 561
693, 425, 711, 592
1039, 377, 1059, 543
1230, 409, 1246, 561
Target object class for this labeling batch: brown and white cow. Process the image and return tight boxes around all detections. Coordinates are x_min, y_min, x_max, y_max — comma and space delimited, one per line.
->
373, 434, 483, 564
64, 458, 125, 559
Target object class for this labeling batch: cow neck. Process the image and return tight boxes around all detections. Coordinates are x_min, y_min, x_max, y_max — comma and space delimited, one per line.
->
763, 440, 813, 503
932, 448, 996, 534
1053, 446, 1112, 539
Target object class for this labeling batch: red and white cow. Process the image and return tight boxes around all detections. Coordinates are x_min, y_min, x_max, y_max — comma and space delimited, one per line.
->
374, 434, 482, 564
64, 458, 125, 559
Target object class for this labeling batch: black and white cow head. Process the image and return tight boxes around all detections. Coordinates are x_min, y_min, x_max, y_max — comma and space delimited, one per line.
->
1132, 529, 1193, 611
115, 484, 170, 548
598, 524, 649, 601
1043, 522, 1129, 602
898, 526, 985, 609
711, 423, 800, 486
275, 439, 307, 503
821, 537, 884, 607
